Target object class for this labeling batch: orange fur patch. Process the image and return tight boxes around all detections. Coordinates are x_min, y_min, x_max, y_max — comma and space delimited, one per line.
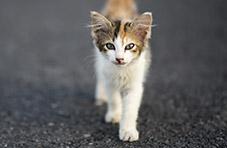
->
104, 0, 137, 21
120, 21, 127, 42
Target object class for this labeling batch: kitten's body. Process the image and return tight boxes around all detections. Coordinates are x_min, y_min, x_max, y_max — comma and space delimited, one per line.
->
91, 0, 152, 142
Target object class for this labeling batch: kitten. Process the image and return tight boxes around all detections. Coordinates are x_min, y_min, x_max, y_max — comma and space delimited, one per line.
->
90, 0, 152, 142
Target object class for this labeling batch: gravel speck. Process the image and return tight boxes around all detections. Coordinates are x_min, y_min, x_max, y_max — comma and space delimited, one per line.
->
48, 122, 54, 127
66, 141, 73, 146
84, 134, 91, 138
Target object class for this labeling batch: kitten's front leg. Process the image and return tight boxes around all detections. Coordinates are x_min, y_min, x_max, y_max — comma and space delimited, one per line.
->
95, 80, 107, 106
104, 83, 122, 124
119, 85, 143, 142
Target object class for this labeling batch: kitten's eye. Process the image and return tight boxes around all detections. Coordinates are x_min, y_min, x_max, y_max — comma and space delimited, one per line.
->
125, 43, 135, 50
106, 43, 115, 50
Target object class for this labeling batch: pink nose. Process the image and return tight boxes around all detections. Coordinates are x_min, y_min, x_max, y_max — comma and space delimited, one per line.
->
116, 58, 124, 63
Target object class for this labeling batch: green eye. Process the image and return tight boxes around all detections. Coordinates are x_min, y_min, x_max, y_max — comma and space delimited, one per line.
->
125, 43, 135, 50
106, 43, 115, 50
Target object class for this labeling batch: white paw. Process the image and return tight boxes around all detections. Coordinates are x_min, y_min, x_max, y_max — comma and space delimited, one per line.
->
119, 129, 139, 142
95, 99, 106, 106
105, 112, 121, 124
95, 94, 107, 106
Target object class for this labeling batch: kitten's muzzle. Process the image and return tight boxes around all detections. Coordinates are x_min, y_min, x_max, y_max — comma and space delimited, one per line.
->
116, 58, 124, 64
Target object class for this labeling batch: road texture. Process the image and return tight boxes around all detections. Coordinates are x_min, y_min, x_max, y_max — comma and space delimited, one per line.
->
0, 0, 226, 147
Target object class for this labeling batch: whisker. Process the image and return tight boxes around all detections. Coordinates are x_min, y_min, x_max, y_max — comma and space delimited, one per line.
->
151, 24, 157, 28
83, 55, 97, 62
136, 23, 157, 28
86, 24, 103, 28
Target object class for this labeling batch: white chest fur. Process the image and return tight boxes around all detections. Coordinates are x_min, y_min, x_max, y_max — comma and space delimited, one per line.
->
95, 48, 150, 90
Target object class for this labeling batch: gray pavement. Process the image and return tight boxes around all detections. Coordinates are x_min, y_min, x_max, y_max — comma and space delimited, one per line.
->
0, 0, 226, 147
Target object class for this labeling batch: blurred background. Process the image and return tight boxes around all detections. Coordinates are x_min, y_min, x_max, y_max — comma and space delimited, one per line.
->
0, 0, 226, 147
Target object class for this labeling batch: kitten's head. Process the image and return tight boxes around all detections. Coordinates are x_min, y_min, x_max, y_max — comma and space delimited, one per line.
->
90, 11, 152, 66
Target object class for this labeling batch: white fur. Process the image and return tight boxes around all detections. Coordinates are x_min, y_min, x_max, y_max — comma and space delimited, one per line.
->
94, 35, 151, 141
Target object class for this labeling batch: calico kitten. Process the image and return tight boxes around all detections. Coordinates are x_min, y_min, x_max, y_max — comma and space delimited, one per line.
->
90, 0, 152, 142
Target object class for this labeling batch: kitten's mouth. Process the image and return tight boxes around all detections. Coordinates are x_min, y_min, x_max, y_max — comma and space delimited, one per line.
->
114, 62, 126, 66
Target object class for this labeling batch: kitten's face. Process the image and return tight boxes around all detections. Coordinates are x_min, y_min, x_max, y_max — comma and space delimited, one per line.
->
91, 12, 152, 66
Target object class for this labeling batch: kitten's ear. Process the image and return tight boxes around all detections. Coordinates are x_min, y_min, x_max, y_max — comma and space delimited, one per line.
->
131, 12, 153, 41
90, 11, 112, 40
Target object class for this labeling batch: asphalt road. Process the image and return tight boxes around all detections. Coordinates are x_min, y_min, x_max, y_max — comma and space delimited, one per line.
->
0, 0, 227, 147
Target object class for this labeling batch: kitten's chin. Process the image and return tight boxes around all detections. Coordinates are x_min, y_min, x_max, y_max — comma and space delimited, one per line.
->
113, 62, 128, 67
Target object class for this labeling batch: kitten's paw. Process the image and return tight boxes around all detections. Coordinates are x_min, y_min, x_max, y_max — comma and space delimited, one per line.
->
119, 128, 139, 142
105, 112, 121, 124
95, 99, 106, 106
